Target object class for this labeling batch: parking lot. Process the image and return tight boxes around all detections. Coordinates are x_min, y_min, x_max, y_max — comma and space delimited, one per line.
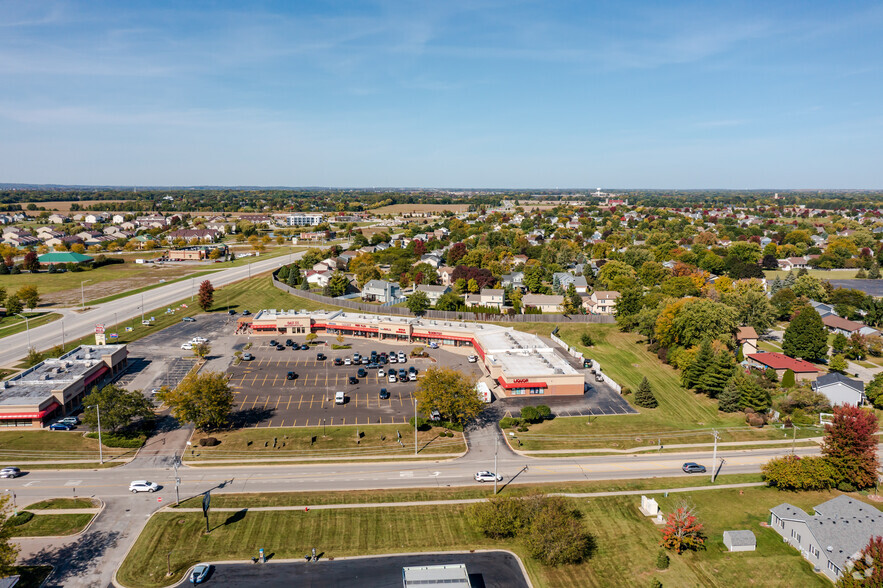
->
498, 382, 636, 418
227, 338, 485, 428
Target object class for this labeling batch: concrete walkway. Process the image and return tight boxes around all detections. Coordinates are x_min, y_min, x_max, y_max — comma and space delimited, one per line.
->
516, 437, 824, 455
27, 509, 100, 515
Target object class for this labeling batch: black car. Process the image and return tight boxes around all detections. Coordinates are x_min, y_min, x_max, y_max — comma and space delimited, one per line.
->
276, 344, 285, 350
349, 376, 358, 385
408, 366, 417, 374
317, 353, 327, 361
228, 309, 236, 315
242, 309, 251, 315
357, 368, 367, 377
300, 344, 309, 350
286, 371, 297, 380
333, 358, 343, 366
269, 339, 277, 346
379, 388, 390, 400
682, 462, 706, 474
285, 339, 293, 347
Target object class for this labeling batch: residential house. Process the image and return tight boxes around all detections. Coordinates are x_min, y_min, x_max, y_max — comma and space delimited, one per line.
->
438, 267, 456, 287
821, 314, 880, 338
47, 214, 69, 224
522, 294, 564, 313
812, 373, 865, 407
415, 285, 450, 306
744, 352, 821, 382
736, 326, 759, 357
810, 300, 836, 319
586, 291, 620, 315
305, 270, 331, 288
778, 257, 809, 271
419, 253, 443, 268
770, 495, 883, 582
479, 288, 505, 310
572, 275, 589, 293
84, 213, 108, 224
362, 279, 401, 303
502, 272, 525, 290
112, 214, 126, 224
165, 229, 218, 243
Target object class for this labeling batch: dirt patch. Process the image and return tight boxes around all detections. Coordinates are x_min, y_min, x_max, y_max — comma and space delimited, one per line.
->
42, 265, 209, 306
22, 200, 133, 212
371, 203, 470, 215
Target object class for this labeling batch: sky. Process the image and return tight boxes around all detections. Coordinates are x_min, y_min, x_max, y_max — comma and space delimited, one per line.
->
0, 1, 881, 189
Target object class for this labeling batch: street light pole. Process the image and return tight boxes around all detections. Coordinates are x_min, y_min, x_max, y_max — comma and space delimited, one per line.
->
140, 293, 145, 324
494, 434, 498, 495
15, 314, 30, 349
4, 490, 16, 516
88, 404, 104, 464
61, 320, 65, 351
80, 280, 91, 310
711, 429, 719, 483
414, 397, 418, 456
191, 277, 195, 301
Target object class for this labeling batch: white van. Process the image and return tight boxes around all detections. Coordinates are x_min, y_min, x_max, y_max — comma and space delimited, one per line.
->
335, 391, 346, 404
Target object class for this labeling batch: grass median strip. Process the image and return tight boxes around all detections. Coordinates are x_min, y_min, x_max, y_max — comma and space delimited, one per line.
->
0, 431, 130, 462
25, 498, 98, 510
124, 483, 827, 588
6, 513, 95, 537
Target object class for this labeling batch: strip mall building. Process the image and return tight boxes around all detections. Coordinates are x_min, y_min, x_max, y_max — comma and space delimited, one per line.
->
0, 344, 128, 428
244, 309, 585, 396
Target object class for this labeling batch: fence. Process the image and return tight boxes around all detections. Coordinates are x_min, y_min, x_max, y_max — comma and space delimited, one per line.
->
550, 332, 585, 363
271, 274, 616, 324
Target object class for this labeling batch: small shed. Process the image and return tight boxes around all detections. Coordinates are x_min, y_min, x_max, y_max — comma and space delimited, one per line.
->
723, 530, 756, 552
403, 564, 471, 588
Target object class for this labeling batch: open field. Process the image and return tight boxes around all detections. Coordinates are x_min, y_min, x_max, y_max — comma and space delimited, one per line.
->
185, 424, 465, 461
763, 268, 860, 281
120, 484, 830, 588
0, 431, 131, 462
8, 513, 95, 537
21, 200, 132, 212
371, 203, 470, 215
0, 311, 61, 340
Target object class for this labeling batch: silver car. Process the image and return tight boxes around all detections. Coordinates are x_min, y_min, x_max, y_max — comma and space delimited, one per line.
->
0, 467, 21, 479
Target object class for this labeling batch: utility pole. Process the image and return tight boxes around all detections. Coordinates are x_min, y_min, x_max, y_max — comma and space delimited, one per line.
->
88, 404, 104, 464
81, 279, 91, 310
174, 455, 181, 506
791, 425, 798, 455
711, 429, 720, 483
494, 434, 498, 495
414, 397, 418, 456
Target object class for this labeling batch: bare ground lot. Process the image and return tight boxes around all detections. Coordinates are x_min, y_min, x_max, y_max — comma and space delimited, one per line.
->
21, 200, 132, 212
370, 203, 470, 215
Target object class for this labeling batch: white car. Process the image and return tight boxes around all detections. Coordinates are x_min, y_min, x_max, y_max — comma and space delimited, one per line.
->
398, 353, 407, 363
129, 480, 159, 493
409, 372, 417, 381
388, 373, 397, 383
181, 343, 193, 350
467, 355, 478, 363
0, 467, 22, 479
389, 355, 397, 363
378, 369, 385, 378
474, 471, 502, 483
344, 358, 352, 366
190, 337, 207, 344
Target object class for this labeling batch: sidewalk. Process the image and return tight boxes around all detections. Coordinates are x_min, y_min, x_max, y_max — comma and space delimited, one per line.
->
514, 437, 824, 455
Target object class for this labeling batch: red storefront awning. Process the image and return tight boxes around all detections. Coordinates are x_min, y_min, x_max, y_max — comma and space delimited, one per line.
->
84, 365, 109, 388
499, 379, 548, 390
0, 401, 60, 420
412, 332, 475, 343
330, 325, 379, 333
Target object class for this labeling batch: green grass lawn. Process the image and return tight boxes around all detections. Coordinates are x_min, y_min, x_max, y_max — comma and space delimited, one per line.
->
0, 311, 62, 339
26, 497, 98, 510
0, 431, 130, 462
120, 484, 831, 588
185, 424, 465, 461
87, 269, 219, 305
7, 513, 94, 537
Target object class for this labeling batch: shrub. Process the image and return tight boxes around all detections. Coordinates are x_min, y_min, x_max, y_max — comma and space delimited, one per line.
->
765, 368, 778, 383
621, 387, 631, 395
517, 426, 529, 432
331, 344, 351, 350
199, 437, 220, 447
85, 432, 146, 448
580, 332, 593, 347
781, 369, 795, 388
761, 455, 836, 490
521, 496, 594, 565
499, 417, 522, 429
536, 405, 552, 420
520, 406, 541, 423
838, 481, 857, 492
650, 580, 663, 588
408, 417, 432, 431
5, 511, 34, 527
746, 414, 764, 428
656, 550, 670, 570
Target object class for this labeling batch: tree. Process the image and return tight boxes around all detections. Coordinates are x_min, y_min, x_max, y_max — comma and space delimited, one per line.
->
563, 283, 582, 314
158, 371, 234, 432
782, 306, 828, 362
822, 405, 879, 489
698, 351, 734, 398
336, 333, 345, 345
81, 384, 154, 434
832, 332, 849, 355
197, 280, 214, 312
781, 368, 796, 388
467, 278, 479, 294
521, 496, 594, 565
4, 294, 23, 316
22, 250, 39, 272
446, 242, 467, 265
634, 377, 658, 408
761, 454, 837, 491
435, 291, 464, 311
305, 332, 318, 344
738, 372, 772, 412
846, 333, 868, 360
414, 367, 483, 425
866, 373, 883, 409
406, 291, 431, 315
770, 288, 797, 320
327, 271, 349, 297
660, 503, 706, 554
0, 494, 18, 577
870, 263, 882, 280
718, 378, 742, 412
16, 285, 40, 310
286, 265, 301, 287
192, 342, 211, 359
724, 289, 776, 334
829, 354, 848, 374
682, 339, 714, 390
838, 536, 883, 588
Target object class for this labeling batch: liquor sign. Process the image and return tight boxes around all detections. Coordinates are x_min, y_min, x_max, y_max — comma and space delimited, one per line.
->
95, 324, 105, 334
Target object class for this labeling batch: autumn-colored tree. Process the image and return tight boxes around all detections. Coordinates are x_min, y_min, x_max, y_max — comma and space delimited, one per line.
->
660, 503, 706, 554
0, 494, 18, 576
22, 250, 39, 272
197, 280, 214, 311
16, 285, 40, 310
822, 405, 879, 489
158, 371, 233, 432
415, 367, 483, 425
838, 536, 883, 588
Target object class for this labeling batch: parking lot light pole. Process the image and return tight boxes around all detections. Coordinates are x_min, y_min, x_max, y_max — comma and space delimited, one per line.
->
494, 435, 498, 495
14, 314, 30, 349
81, 280, 91, 310
88, 405, 104, 464
414, 398, 418, 456
4, 489, 16, 516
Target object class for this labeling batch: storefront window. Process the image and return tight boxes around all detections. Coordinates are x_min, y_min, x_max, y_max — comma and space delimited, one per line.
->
0, 419, 34, 427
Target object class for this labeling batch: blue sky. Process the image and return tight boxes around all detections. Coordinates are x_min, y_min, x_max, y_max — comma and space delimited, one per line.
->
1, 1, 881, 188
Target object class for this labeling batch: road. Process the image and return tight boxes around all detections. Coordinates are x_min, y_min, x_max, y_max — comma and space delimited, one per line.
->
0, 252, 307, 368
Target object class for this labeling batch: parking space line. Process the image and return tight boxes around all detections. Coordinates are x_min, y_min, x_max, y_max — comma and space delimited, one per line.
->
298, 396, 304, 410
286, 396, 292, 410
279, 419, 285, 427
274, 397, 281, 410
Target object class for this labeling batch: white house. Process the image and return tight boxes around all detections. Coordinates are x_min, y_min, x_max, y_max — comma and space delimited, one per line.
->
522, 294, 564, 313
770, 495, 883, 582
305, 270, 331, 288
811, 372, 865, 407
479, 288, 505, 310
587, 291, 620, 315
362, 279, 401, 303
415, 285, 450, 306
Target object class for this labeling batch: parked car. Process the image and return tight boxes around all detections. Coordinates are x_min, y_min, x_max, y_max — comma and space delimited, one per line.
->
361, 357, 370, 365
129, 480, 160, 493
398, 368, 407, 380
379, 388, 390, 400
182, 317, 196, 322
49, 422, 74, 431
285, 339, 293, 347
190, 564, 210, 584
388, 373, 397, 383
316, 353, 326, 361
286, 371, 297, 380
467, 355, 478, 363
335, 391, 346, 404
181, 343, 193, 350
59, 416, 80, 426
241, 309, 251, 315
595, 373, 604, 382
430, 409, 441, 421
378, 368, 385, 378
349, 376, 358, 385
334, 358, 344, 366
474, 471, 502, 483
300, 344, 309, 350
397, 352, 407, 363
344, 358, 352, 366
0, 467, 22, 479
409, 372, 417, 381
429, 342, 439, 349
353, 353, 361, 362
269, 339, 277, 346
242, 353, 254, 361
388, 355, 398, 364
366, 362, 379, 369
682, 462, 706, 474
357, 368, 367, 378
191, 337, 207, 344
408, 366, 417, 374
228, 309, 236, 315
276, 344, 285, 350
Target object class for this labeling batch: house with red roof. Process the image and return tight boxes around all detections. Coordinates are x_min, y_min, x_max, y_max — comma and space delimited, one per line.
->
745, 352, 821, 382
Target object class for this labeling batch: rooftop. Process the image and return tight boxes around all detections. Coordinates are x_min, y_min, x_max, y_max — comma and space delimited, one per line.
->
746, 352, 820, 373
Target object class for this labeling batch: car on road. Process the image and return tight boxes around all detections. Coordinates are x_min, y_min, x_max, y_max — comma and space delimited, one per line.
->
334, 358, 343, 366
182, 317, 196, 322
348, 376, 358, 385
242, 353, 254, 361
49, 422, 75, 431
429, 342, 439, 349
181, 343, 193, 350
317, 353, 327, 361
474, 471, 502, 483
379, 388, 390, 400
388, 373, 397, 383
467, 355, 478, 363
190, 564, 210, 584
0, 467, 22, 479
129, 480, 160, 493
286, 371, 297, 380
335, 391, 346, 404
357, 368, 367, 378
682, 462, 706, 474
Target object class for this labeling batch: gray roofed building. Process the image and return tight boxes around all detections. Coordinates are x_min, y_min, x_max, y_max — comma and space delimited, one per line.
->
812, 372, 865, 407
415, 284, 450, 305
722, 530, 756, 552
770, 495, 883, 581
361, 279, 401, 303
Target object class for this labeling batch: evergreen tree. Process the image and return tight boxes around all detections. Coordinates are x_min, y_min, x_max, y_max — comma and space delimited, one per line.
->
634, 377, 658, 408
869, 263, 881, 280
699, 351, 735, 398
740, 374, 771, 412
782, 306, 829, 362
682, 339, 714, 390
300, 277, 310, 290
770, 276, 783, 294
784, 271, 796, 288
718, 377, 742, 412
287, 265, 301, 287
832, 333, 848, 355
781, 368, 795, 388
